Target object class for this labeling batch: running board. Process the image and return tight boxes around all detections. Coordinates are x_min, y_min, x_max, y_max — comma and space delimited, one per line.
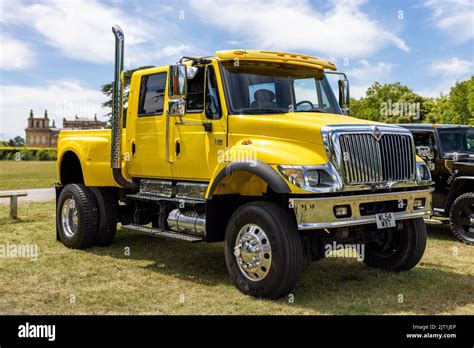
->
126, 192, 205, 205
121, 223, 204, 243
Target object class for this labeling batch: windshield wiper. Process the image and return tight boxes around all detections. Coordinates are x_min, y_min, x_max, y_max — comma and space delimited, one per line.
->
237, 108, 286, 114
294, 108, 324, 113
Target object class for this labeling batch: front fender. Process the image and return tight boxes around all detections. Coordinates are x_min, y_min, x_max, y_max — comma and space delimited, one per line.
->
207, 140, 328, 198
445, 176, 474, 210
206, 160, 289, 198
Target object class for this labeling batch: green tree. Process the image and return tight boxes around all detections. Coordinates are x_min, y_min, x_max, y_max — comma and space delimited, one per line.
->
349, 82, 427, 123
447, 77, 474, 125
8, 136, 25, 147
101, 66, 153, 125
425, 94, 450, 124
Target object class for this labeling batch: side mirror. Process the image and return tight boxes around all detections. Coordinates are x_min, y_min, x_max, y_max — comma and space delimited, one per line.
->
169, 64, 187, 98
168, 99, 186, 117
416, 146, 432, 159
338, 78, 350, 115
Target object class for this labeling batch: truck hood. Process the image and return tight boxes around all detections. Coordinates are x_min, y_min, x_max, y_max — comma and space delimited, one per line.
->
229, 112, 382, 145
451, 160, 474, 175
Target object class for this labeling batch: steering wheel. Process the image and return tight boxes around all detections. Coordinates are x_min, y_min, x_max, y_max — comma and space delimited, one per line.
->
295, 100, 315, 110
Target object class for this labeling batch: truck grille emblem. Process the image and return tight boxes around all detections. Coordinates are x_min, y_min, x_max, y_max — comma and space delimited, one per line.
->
372, 126, 382, 141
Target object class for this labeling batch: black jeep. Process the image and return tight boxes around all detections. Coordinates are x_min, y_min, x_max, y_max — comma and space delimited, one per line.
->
400, 124, 474, 245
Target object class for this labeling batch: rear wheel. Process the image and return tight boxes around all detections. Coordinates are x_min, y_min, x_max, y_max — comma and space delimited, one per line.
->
57, 184, 99, 249
449, 192, 474, 245
363, 218, 427, 271
224, 201, 303, 299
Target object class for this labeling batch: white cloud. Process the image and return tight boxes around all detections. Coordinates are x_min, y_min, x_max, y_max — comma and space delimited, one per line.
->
3, 0, 187, 66
429, 58, 473, 76
418, 57, 473, 97
0, 81, 108, 140
0, 33, 35, 70
424, 0, 474, 43
189, 0, 409, 59
345, 59, 394, 98
16, 0, 150, 64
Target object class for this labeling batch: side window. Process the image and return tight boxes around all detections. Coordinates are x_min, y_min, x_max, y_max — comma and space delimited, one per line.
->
466, 132, 474, 150
413, 132, 434, 148
187, 67, 205, 113
205, 66, 222, 120
138, 72, 166, 116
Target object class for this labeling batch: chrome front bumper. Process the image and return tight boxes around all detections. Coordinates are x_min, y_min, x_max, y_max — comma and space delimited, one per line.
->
290, 188, 433, 230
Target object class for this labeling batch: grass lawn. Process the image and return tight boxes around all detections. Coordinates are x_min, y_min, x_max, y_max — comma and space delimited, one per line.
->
0, 161, 56, 190
0, 201, 473, 315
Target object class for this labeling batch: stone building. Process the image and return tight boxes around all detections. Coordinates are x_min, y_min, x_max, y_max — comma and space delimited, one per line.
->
25, 110, 59, 148
25, 110, 107, 148
62, 115, 107, 130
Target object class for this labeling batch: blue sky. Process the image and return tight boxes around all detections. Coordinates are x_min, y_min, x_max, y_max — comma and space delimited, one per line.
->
0, 0, 473, 139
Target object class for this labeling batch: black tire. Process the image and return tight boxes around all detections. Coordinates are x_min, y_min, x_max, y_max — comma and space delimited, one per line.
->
57, 184, 99, 249
90, 187, 118, 246
224, 201, 303, 299
363, 218, 427, 271
449, 192, 474, 245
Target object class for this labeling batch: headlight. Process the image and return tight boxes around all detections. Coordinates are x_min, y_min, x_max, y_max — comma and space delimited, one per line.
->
277, 165, 337, 192
280, 167, 306, 187
305, 170, 320, 186
416, 162, 432, 183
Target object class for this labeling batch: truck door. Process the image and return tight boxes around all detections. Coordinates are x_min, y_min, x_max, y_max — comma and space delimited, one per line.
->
169, 62, 227, 181
127, 68, 173, 179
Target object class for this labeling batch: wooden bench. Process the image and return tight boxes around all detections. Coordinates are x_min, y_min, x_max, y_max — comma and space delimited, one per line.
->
0, 192, 28, 218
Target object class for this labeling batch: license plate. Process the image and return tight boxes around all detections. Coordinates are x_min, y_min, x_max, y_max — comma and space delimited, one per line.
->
375, 213, 396, 229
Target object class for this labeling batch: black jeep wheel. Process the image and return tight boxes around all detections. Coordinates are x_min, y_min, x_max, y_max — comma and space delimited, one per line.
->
57, 184, 99, 249
224, 201, 303, 299
449, 192, 474, 245
363, 218, 427, 271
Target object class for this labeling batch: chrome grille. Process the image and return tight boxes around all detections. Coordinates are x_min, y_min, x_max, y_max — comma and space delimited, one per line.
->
339, 133, 415, 184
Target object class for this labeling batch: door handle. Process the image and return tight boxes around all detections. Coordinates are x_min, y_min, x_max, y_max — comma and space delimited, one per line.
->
175, 140, 181, 156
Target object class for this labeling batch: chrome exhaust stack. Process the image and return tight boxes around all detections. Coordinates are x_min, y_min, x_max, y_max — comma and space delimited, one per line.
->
111, 25, 136, 189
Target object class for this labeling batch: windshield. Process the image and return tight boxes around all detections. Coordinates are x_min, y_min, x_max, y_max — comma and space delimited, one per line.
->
221, 61, 342, 115
439, 128, 474, 155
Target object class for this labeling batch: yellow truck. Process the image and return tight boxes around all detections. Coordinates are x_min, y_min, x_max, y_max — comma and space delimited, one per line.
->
55, 26, 433, 298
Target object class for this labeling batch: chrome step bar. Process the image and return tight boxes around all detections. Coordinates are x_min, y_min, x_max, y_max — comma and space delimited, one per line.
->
424, 216, 448, 225
126, 192, 205, 204
121, 223, 204, 242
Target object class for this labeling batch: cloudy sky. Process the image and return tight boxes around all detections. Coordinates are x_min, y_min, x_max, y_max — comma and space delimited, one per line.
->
0, 0, 473, 140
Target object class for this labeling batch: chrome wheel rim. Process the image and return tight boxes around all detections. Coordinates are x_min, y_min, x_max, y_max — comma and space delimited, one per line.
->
61, 197, 78, 238
233, 223, 272, 281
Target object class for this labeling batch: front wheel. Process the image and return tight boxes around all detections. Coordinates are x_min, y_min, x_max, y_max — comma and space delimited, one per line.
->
362, 218, 427, 271
449, 192, 474, 245
224, 201, 303, 299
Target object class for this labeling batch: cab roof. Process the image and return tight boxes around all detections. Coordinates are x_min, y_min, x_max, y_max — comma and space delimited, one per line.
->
215, 49, 337, 71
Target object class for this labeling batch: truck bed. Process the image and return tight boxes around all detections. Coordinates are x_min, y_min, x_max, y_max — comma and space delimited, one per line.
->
58, 129, 126, 187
